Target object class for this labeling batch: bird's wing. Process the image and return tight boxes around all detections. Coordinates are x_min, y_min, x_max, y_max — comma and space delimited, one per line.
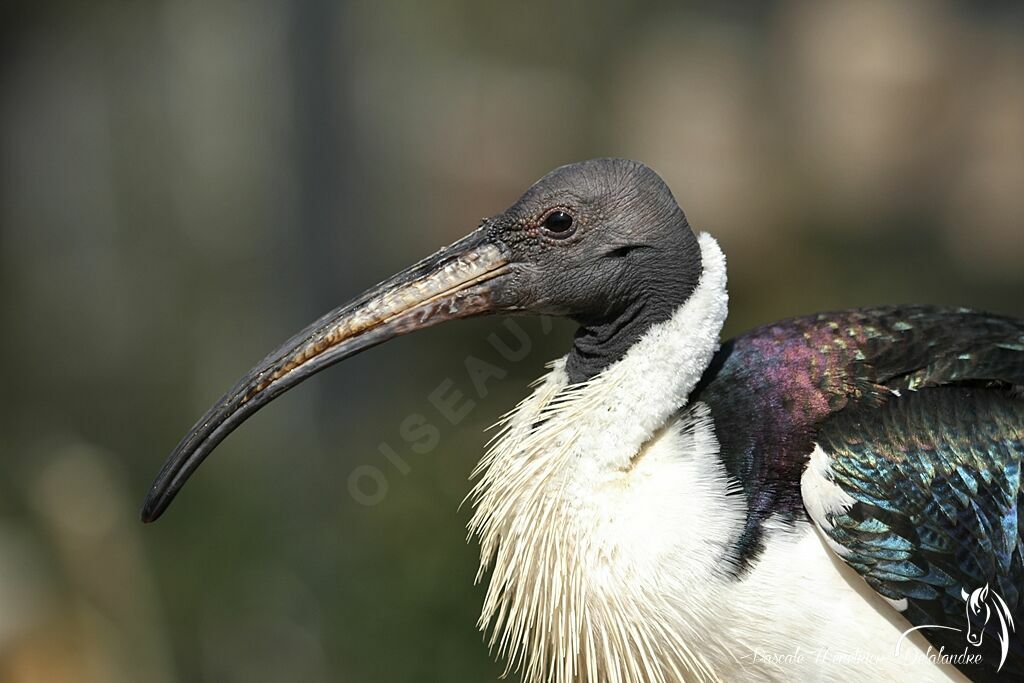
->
803, 386, 1023, 681
853, 306, 1024, 393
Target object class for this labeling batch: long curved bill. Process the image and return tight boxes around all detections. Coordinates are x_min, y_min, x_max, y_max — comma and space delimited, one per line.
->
141, 229, 512, 522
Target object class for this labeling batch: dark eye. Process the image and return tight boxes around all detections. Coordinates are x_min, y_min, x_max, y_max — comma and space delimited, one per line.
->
541, 210, 575, 237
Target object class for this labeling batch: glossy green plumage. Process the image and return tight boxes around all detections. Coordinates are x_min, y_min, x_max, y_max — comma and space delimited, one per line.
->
816, 378, 1023, 680
820, 388, 1022, 586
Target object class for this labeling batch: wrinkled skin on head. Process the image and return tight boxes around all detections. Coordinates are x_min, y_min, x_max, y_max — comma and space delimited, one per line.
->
485, 158, 703, 381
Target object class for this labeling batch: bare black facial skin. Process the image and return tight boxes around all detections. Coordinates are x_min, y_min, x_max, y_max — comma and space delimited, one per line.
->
479, 158, 703, 382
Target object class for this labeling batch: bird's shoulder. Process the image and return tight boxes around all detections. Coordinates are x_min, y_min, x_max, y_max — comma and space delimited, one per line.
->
697, 304, 1024, 435
711, 305, 1023, 391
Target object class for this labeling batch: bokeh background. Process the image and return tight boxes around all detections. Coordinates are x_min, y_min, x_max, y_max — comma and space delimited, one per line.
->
2, 1, 1023, 681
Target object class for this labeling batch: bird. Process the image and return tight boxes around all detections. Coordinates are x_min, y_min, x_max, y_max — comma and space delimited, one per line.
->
142, 158, 1023, 683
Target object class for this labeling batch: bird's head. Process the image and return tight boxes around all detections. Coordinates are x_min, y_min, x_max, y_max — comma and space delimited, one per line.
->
141, 158, 703, 521
488, 158, 702, 324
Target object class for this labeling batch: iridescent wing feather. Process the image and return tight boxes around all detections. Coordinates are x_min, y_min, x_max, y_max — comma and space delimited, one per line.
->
803, 309, 1024, 681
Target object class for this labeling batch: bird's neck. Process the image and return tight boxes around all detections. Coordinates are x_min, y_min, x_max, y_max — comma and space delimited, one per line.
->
565, 297, 676, 384
469, 232, 729, 505
565, 240, 707, 385
570, 232, 729, 464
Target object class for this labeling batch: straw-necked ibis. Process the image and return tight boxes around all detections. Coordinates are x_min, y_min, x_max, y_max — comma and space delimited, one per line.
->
143, 159, 1022, 682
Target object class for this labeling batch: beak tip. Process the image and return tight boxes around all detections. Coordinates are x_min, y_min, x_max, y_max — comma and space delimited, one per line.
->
140, 492, 165, 523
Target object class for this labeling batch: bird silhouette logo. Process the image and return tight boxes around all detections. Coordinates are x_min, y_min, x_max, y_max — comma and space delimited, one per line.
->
894, 584, 1016, 673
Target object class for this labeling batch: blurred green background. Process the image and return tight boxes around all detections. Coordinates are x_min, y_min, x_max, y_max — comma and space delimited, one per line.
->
1, 1, 1023, 681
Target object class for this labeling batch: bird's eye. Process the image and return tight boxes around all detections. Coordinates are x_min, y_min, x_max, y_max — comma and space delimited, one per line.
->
541, 210, 575, 237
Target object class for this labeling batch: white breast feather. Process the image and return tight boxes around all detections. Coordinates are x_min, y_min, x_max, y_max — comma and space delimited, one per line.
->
468, 234, 736, 682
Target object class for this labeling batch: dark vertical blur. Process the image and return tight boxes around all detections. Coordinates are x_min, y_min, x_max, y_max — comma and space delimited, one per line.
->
1, 1, 1022, 681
